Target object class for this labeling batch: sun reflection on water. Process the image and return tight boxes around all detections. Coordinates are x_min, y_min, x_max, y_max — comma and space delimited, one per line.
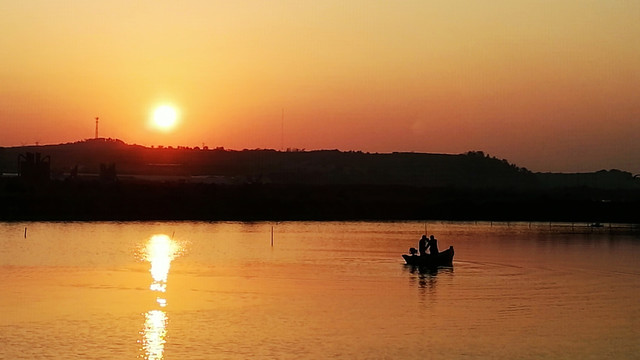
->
142, 310, 168, 360
138, 234, 182, 360
143, 234, 181, 303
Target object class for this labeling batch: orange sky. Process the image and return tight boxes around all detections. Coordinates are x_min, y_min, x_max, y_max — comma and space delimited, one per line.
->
1, 1, 639, 173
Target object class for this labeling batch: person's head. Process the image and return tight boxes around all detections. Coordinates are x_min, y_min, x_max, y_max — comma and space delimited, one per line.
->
430, 235, 435, 240
421, 235, 427, 240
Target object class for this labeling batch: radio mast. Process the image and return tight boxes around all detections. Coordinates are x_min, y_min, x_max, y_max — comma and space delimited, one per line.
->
95, 117, 99, 139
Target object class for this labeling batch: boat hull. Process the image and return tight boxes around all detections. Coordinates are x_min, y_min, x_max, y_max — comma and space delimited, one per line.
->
402, 246, 454, 268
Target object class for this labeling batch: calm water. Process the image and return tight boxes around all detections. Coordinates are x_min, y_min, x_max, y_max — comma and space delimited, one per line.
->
0, 221, 639, 359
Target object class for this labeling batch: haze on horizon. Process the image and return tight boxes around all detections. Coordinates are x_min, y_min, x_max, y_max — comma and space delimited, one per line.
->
1, 1, 639, 174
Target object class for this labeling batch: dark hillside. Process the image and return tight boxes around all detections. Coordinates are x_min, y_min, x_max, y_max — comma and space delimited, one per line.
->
1, 140, 536, 189
2, 140, 639, 222
535, 170, 640, 190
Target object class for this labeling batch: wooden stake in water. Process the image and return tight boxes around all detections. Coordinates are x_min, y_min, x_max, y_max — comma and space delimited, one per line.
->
24, 227, 27, 239
271, 226, 274, 247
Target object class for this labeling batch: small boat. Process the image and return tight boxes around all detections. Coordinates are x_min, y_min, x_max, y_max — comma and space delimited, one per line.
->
402, 246, 454, 268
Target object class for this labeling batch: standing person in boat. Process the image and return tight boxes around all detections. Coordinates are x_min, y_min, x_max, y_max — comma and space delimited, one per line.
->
419, 235, 428, 256
426, 235, 439, 256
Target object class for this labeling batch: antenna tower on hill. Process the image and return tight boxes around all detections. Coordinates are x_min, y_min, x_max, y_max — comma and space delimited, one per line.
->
95, 117, 99, 139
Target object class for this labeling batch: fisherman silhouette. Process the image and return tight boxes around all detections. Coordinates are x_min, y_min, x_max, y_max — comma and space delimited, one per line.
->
426, 235, 439, 255
419, 235, 428, 256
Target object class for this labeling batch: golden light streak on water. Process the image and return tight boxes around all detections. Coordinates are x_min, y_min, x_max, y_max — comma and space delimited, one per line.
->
138, 234, 183, 359
142, 234, 181, 299
141, 310, 168, 360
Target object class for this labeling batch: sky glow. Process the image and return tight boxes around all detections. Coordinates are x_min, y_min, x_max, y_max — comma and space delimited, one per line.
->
1, 1, 638, 173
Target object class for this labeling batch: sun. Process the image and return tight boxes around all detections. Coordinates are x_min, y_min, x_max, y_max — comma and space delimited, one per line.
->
151, 105, 179, 131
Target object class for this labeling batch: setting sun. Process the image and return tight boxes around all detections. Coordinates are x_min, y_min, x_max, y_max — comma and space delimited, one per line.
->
151, 105, 179, 131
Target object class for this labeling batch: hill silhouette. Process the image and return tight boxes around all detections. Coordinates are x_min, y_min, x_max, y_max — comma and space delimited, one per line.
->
1, 139, 639, 222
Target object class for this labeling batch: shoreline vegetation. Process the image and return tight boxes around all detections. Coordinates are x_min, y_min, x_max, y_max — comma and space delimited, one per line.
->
1, 180, 639, 223
1, 139, 639, 223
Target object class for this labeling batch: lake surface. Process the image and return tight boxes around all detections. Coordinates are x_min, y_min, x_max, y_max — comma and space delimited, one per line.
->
1, 221, 639, 359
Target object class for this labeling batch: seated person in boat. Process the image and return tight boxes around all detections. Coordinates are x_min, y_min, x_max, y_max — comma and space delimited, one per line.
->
426, 235, 439, 255
419, 235, 428, 256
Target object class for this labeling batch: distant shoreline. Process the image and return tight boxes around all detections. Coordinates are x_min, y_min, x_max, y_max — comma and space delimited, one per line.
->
2, 140, 639, 223
2, 178, 639, 224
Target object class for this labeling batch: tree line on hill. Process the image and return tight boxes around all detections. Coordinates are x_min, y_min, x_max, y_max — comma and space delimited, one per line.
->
2, 138, 638, 190
0, 139, 638, 222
